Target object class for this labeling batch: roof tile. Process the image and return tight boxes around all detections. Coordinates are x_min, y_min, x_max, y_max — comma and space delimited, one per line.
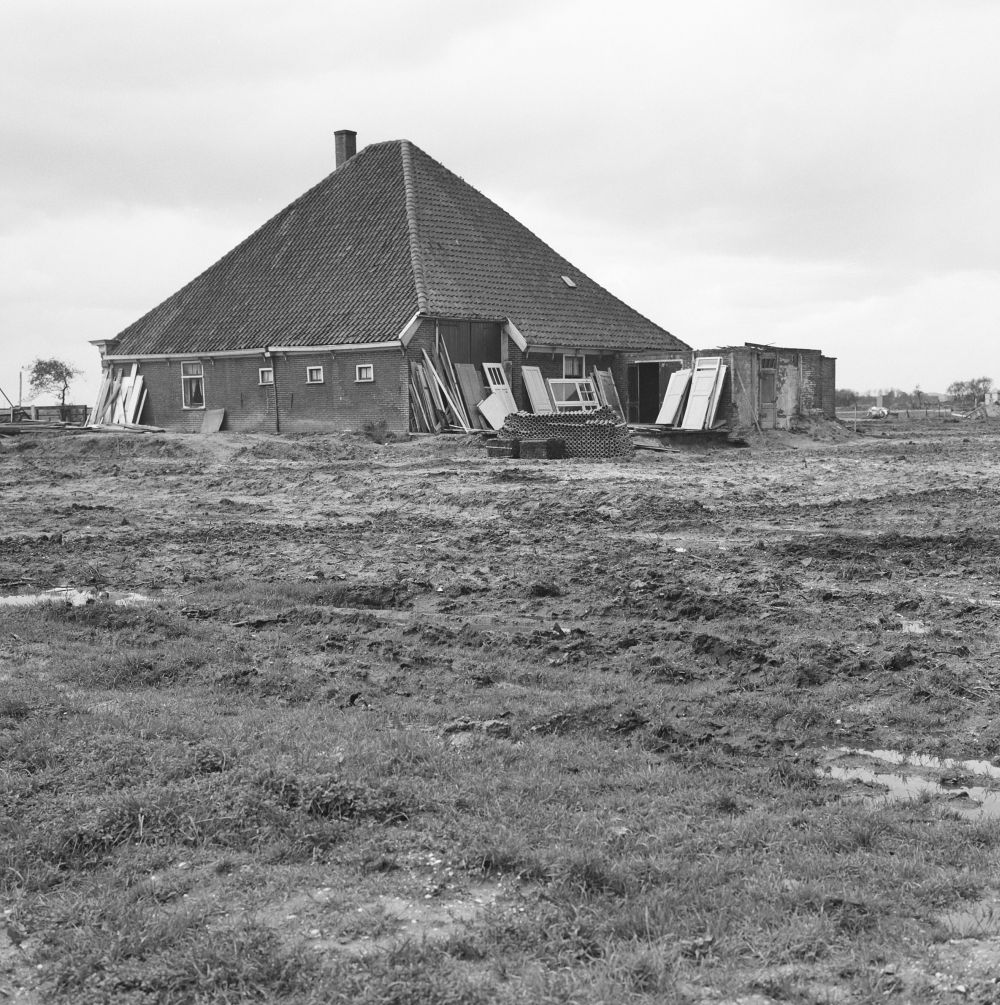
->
108, 139, 687, 357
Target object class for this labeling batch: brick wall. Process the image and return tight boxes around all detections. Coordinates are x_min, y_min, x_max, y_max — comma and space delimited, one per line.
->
819, 356, 836, 418
130, 348, 408, 434
134, 357, 273, 432
797, 350, 822, 413
275, 349, 409, 433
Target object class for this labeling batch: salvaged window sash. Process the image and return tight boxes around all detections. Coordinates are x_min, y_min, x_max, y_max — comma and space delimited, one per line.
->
547, 378, 599, 413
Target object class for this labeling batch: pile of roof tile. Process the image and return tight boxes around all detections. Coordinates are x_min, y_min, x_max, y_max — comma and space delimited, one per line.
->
497, 408, 634, 459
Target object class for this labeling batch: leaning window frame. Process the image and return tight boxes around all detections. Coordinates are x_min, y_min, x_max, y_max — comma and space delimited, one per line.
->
181, 360, 206, 410
305, 365, 324, 385
355, 364, 374, 383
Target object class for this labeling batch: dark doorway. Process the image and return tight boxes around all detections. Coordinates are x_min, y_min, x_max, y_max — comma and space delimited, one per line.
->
628, 361, 682, 423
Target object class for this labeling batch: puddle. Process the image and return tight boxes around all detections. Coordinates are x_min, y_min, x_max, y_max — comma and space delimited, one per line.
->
0, 587, 150, 608
844, 748, 1000, 781
818, 748, 1000, 819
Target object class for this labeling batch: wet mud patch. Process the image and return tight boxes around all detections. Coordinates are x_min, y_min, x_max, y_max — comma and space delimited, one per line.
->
817, 748, 1000, 819
528, 704, 645, 737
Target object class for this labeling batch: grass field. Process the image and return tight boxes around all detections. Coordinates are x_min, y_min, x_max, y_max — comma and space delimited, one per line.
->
3, 419, 1000, 1003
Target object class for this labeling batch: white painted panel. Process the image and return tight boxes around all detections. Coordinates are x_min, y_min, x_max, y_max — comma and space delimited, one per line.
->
522, 366, 554, 413
482, 363, 516, 413
681, 357, 723, 430
655, 368, 692, 425
477, 391, 514, 430
705, 364, 728, 428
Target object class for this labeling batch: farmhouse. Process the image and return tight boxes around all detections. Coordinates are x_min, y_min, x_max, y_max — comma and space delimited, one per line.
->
92, 131, 688, 434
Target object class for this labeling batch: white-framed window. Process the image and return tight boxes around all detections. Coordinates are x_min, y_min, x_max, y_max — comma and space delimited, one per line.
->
355, 364, 374, 383
306, 365, 324, 384
563, 354, 586, 379
258, 367, 274, 385
181, 361, 205, 409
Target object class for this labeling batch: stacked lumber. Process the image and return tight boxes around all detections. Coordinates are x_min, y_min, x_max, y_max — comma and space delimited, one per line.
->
90, 363, 147, 427
409, 349, 517, 433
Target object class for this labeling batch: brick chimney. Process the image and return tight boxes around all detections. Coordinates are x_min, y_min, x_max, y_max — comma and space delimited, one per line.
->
335, 129, 357, 168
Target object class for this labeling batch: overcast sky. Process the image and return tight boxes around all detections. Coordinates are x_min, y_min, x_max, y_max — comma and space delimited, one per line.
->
2, 0, 997, 406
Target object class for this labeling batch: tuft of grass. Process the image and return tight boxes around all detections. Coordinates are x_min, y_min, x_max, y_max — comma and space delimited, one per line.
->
0, 697, 32, 721
41, 903, 322, 1004
361, 419, 392, 444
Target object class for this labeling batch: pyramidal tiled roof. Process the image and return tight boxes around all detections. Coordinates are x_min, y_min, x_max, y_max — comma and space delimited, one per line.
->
108, 139, 687, 356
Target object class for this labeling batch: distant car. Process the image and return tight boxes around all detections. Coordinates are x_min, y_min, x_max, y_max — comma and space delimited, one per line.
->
867, 406, 889, 419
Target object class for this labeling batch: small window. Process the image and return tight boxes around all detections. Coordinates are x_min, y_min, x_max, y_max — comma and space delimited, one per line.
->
561, 275, 577, 288
181, 361, 205, 409
356, 364, 374, 383
306, 365, 324, 384
562, 354, 585, 379
258, 367, 274, 385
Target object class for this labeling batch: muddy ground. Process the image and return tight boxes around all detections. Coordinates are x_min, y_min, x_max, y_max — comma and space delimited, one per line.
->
2, 418, 1000, 1004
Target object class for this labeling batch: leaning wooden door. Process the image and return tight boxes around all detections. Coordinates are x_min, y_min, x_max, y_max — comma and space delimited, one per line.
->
759, 354, 777, 429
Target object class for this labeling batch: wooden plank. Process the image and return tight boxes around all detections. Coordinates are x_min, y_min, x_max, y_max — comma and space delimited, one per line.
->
655, 368, 692, 426
454, 363, 487, 429
409, 377, 431, 431
422, 349, 471, 432
104, 370, 124, 425
419, 355, 444, 412
126, 375, 145, 424
90, 371, 113, 424
98, 370, 121, 424
117, 363, 139, 426
705, 364, 728, 428
200, 408, 225, 433
439, 339, 471, 428
522, 366, 554, 413
681, 357, 723, 430
592, 368, 624, 419
133, 386, 148, 426
411, 364, 442, 431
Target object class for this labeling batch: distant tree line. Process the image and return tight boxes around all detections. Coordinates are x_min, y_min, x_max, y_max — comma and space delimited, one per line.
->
836, 377, 993, 411
946, 377, 993, 407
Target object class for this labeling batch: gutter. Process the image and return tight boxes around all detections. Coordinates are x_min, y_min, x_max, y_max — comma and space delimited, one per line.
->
102, 340, 404, 363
